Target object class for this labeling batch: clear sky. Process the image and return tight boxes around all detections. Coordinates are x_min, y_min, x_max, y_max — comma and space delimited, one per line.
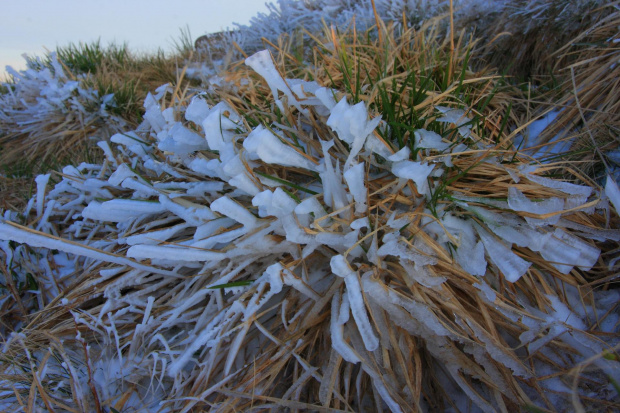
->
0, 0, 271, 76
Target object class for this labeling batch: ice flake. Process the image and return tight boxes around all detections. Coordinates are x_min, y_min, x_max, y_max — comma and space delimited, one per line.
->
435, 106, 472, 139
387, 146, 411, 162
330, 255, 379, 351
243, 125, 317, 171
507, 186, 564, 226
82, 199, 165, 223
527, 111, 559, 143
124, 223, 189, 246
107, 163, 138, 186
326, 97, 382, 169
202, 102, 240, 152
210, 196, 259, 229
330, 292, 360, 363
343, 162, 367, 214
158, 122, 207, 155
185, 95, 211, 125
392, 160, 435, 195
441, 214, 487, 276
526, 173, 592, 198
538, 229, 600, 274
319, 140, 350, 217
159, 195, 216, 226
414, 129, 450, 151
314, 87, 337, 110
606, 174, 620, 215
475, 224, 531, 283
252, 188, 297, 218
34, 173, 50, 218
245, 50, 307, 115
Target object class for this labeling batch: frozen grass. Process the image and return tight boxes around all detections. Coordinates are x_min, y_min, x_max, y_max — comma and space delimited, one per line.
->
0, 1, 619, 412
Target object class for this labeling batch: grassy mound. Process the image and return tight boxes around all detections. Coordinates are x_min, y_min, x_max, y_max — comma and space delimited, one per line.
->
0, 2, 619, 412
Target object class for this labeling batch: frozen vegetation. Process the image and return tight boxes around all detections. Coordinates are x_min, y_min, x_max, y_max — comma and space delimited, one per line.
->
0, 0, 618, 412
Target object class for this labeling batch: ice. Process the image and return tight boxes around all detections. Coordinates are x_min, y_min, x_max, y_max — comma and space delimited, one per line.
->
527, 111, 559, 143
330, 255, 379, 351
185, 95, 211, 125
314, 87, 337, 110
228, 172, 261, 196
295, 197, 328, 224
606, 174, 620, 215
364, 133, 394, 159
252, 188, 297, 218
441, 213, 487, 276
475, 224, 531, 283
107, 163, 138, 186
34, 173, 50, 218
158, 195, 216, 226
537, 228, 600, 274
392, 160, 435, 195
243, 125, 318, 171
387, 146, 411, 162
330, 291, 360, 363
525, 173, 592, 198
414, 129, 450, 151
326, 97, 382, 169
319, 140, 350, 217
507, 186, 564, 225
473, 280, 496, 302
202, 102, 240, 152
110, 131, 149, 157
377, 232, 437, 267
82, 199, 165, 223
0, 221, 176, 277
435, 106, 472, 139
245, 50, 306, 114
210, 196, 259, 229
158, 123, 208, 155
343, 162, 367, 214
124, 223, 189, 246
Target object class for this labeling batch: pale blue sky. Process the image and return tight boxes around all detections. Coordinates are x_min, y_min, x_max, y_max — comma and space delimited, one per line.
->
0, 0, 271, 76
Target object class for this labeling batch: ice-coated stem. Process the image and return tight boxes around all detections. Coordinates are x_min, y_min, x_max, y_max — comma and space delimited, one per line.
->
330, 254, 379, 352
